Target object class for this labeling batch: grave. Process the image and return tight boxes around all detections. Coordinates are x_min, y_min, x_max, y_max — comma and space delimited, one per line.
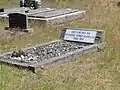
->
0, 13, 32, 40
5, 13, 32, 32
20, 0, 41, 9
0, 7, 85, 25
0, 28, 105, 72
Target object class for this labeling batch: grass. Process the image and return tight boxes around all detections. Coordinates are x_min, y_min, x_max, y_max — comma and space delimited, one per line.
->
0, 0, 18, 8
1, 0, 120, 90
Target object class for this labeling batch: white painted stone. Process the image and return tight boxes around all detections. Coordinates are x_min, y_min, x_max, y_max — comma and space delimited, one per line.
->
64, 29, 97, 43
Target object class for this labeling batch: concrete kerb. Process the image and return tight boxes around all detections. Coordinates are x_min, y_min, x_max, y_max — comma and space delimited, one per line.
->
28, 43, 105, 73
0, 40, 105, 73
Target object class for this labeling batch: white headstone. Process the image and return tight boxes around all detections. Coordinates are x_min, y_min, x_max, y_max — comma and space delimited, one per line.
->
64, 29, 97, 43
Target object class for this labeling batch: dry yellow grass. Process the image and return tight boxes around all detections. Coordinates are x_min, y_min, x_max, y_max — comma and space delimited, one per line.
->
0, 0, 120, 90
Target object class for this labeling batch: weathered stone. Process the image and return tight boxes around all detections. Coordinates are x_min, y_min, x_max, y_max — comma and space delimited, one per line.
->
9, 13, 28, 29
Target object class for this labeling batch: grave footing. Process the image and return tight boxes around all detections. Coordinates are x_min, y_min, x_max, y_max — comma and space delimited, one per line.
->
5, 27, 33, 33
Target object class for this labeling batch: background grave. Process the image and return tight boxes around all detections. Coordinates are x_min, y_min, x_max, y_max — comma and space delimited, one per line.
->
0, 7, 85, 25
0, 13, 32, 40
5, 12, 32, 32
0, 28, 105, 72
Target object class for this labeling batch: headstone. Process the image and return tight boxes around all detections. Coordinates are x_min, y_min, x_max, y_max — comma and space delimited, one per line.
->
0, 8, 4, 12
20, 0, 41, 9
63, 28, 97, 43
20, 0, 25, 7
29, 1, 40, 9
8, 13, 28, 29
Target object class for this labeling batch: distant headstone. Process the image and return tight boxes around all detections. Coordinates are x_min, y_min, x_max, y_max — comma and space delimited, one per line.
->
0, 8, 4, 12
63, 28, 97, 43
20, 0, 41, 9
29, 1, 40, 9
8, 13, 28, 29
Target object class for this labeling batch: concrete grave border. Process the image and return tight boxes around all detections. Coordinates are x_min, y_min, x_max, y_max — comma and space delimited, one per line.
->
0, 28, 105, 72
0, 8, 85, 25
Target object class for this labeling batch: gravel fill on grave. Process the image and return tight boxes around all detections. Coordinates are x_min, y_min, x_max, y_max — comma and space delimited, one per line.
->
3, 41, 92, 63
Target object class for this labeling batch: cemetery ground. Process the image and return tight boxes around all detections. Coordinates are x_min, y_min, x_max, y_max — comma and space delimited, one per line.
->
0, 0, 120, 90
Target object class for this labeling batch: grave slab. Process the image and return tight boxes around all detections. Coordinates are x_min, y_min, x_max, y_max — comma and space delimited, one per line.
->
0, 7, 85, 25
0, 28, 105, 72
